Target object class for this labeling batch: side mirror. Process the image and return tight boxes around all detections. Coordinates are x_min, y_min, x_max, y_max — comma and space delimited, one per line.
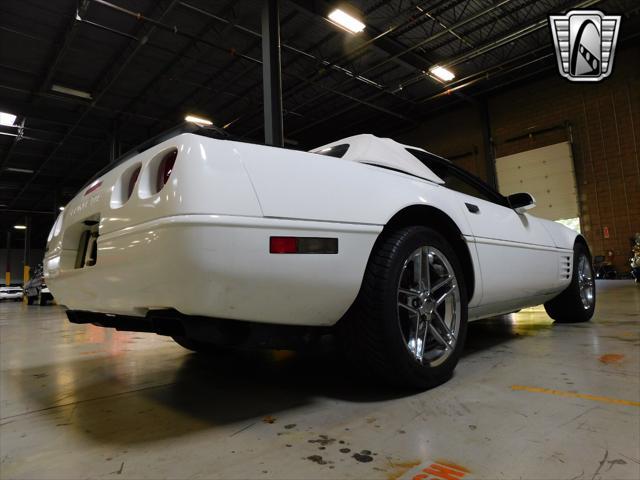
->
508, 192, 536, 214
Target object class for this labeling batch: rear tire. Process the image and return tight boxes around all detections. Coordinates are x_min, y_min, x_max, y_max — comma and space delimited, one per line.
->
544, 242, 595, 323
339, 226, 468, 390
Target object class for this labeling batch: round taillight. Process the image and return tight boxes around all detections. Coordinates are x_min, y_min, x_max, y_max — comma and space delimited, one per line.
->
127, 165, 141, 200
156, 150, 177, 193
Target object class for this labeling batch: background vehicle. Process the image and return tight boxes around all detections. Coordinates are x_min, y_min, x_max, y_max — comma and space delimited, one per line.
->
631, 233, 640, 284
0, 284, 24, 301
24, 266, 54, 305
593, 255, 617, 279
44, 128, 595, 389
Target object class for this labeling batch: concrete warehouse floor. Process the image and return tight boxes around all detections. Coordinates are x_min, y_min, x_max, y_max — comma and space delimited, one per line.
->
0, 281, 638, 480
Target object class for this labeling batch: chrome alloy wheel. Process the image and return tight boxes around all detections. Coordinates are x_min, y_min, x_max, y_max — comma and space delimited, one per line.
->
577, 254, 595, 309
397, 246, 461, 367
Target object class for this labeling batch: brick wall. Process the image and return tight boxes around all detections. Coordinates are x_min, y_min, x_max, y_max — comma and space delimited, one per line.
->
399, 44, 640, 273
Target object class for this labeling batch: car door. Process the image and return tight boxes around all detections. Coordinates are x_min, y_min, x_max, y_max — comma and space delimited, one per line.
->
409, 150, 558, 309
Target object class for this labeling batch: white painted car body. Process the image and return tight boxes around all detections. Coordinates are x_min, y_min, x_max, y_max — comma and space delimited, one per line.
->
44, 132, 580, 326
0, 286, 24, 300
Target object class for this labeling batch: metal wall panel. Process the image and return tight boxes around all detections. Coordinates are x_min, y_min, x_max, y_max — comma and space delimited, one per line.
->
496, 142, 579, 221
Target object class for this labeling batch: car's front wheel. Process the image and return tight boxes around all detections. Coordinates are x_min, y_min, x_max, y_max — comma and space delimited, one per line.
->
544, 242, 595, 323
340, 226, 468, 390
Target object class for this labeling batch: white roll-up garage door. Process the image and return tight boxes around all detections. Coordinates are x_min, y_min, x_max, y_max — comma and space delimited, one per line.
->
495, 142, 579, 221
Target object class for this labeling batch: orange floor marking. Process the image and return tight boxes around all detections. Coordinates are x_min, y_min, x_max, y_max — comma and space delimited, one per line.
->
511, 385, 640, 407
599, 354, 624, 364
412, 462, 469, 480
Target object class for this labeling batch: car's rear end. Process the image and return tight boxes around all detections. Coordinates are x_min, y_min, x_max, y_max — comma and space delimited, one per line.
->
44, 128, 379, 333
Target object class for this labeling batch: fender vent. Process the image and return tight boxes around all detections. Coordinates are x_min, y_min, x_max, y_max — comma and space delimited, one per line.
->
560, 255, 571, 280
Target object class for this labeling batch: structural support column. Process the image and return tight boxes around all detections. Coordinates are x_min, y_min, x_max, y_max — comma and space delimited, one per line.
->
261, 0, 284, 147
109, 122, 120, 164
480, 98, 497, 189
23, 216, 31, 284
5, 231, 10, 286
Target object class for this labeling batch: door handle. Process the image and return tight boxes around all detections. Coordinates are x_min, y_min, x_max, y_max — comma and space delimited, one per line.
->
465, 203, 480, 214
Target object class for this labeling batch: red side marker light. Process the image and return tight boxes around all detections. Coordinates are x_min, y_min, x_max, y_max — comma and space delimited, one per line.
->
269, 237, 338, 254
270, 236, 297, 254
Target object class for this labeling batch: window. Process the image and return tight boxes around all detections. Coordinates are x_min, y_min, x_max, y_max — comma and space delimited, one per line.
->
314, 143, 349, 158
441, 170, 494, 202
407, 149, 507, 206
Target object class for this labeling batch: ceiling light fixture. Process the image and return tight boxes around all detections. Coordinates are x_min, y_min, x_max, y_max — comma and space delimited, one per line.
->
4, 167, 34, 174
0, 112, 17, 126
429, 66, 455, 82
59, 206, 65, 211
328, 8, 365, 34
185, 114, 213, 126
14, 225, 27, 230
51, 84, 93, 100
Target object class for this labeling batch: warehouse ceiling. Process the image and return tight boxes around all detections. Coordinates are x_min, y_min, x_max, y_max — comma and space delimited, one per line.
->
1, 0, 639, 248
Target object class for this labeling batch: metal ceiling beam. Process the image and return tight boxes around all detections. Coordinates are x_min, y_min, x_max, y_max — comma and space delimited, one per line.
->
442, 0, 602, 69
273, 0, 552, 118
0, 85, 165, 128
353, 0, 514, 78
179, 0, 440, 137
229, 0, 487, 137
261, 0, 284, 147
0, 209, 57, 215
222, 0, 456, 138
106, 0, 241, 130
8, 0, 181, 209
0, 1, 91, 178
334, 22, 640, 141
285, 0, 605, 137
36, 1, 92, 95
94, 1, 413, 143
174, 1, 412, 126
330, 52, 558, 140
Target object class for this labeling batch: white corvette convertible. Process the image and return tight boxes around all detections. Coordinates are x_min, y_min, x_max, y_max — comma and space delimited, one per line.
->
44, 125, 595, 389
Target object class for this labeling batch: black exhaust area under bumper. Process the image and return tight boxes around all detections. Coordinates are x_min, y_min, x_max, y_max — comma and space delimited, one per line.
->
65, 309, 328, 349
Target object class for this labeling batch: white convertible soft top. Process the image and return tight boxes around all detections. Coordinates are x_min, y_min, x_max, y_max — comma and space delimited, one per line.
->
310, 134, 445, 184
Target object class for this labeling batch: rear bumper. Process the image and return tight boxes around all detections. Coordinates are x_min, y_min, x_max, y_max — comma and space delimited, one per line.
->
46, 214, 380, 326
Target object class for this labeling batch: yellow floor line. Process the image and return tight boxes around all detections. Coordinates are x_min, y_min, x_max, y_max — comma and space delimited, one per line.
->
511, 385, 640, 407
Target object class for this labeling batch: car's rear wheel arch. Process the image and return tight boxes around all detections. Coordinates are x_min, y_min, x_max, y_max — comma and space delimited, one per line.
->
574, 234, 590, 257
383, 205, 475, 302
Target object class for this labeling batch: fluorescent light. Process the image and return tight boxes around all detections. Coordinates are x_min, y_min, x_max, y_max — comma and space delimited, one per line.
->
430, 66, 455, 82
51, 84, 92, 100
5, 167, 34, 174
185, 114, 213, 126
328, 9, 365, 33
14, 225, 27, 230
0, 112, 16, 126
